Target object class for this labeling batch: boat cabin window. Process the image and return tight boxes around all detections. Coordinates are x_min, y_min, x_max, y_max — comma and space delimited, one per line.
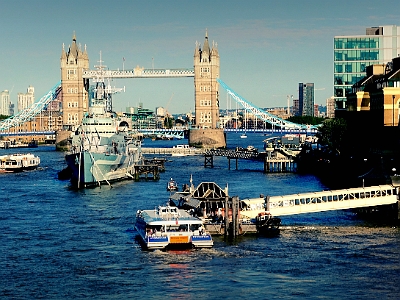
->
158, 206, 180, 217
146, 225, 162, 235
189, 224, 201, 231
178, 224, 188, 231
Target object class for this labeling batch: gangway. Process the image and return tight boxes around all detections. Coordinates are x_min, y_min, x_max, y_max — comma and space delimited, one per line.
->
266, 185, 398, 217
0, 81, 61, 132
217, 78, 319, 130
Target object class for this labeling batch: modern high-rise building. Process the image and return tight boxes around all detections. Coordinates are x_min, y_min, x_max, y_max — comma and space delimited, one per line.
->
334, 25, 400, 112
0, 90, 10, 116
298, 83, 314, 116
292, 99, 299, 116
17, 85, 35, 112
326, 96, 335, 118
9, 103, 14, 116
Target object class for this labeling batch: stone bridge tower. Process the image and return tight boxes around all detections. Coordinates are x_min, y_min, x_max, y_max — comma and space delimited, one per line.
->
56, 33, 90, 150
60, 33, 89, 130
189, 30, 226, 148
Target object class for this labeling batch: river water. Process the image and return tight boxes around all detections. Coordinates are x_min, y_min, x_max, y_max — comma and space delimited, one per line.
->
1, 133, 399, 299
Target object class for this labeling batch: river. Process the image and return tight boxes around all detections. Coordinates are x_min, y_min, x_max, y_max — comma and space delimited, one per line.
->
1, 133, 399, 299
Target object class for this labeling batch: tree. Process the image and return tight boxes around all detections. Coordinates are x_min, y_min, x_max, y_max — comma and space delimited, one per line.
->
316, 118, 348, 155
164, 116, 174, 129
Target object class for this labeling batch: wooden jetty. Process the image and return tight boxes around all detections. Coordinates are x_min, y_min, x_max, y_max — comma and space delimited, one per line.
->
204, 149, 297, 173
142, 147, 205, 156
133, 158, 166, 181
168, 181, 260, 236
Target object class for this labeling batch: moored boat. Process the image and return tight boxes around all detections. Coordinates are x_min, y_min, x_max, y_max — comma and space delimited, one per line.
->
171, 144, 200, 157
134, 205, 213, 250
62, 62, 143, 188
0, 153, 40, 173
167, 178, 178, 191
255, 212, 281, 236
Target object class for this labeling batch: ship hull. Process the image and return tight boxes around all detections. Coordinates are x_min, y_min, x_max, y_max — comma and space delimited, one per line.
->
65, 151, 135, 188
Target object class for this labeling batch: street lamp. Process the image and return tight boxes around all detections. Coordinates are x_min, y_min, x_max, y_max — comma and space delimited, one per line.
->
363, 158, 367, 188
393, 95, 395, 126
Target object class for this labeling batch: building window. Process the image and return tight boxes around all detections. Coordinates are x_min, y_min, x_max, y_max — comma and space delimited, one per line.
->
200, 100, 211, 106
67, 69, 77, 79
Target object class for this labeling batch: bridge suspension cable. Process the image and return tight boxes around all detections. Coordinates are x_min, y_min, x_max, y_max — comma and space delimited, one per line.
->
217, 78, 318, 130
0, 81, 61, 131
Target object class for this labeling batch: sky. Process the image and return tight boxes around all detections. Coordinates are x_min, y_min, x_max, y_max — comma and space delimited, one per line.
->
0, 0, 399, 114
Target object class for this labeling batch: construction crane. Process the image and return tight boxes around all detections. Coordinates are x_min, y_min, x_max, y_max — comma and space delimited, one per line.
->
165, 93, 174, 128
165, 93, 174, 115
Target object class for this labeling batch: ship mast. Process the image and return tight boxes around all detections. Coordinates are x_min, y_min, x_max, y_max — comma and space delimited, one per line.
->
92, 51, 124, 112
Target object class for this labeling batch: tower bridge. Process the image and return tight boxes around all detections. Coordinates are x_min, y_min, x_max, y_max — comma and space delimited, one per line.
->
0, 31, 315, 142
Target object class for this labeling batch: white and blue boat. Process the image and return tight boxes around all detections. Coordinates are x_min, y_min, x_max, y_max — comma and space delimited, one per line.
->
134, 205, 213, 250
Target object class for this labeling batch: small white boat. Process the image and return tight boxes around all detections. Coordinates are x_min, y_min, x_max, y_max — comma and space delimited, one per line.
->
167, 178, 178, 191
0, 153, 40, 173
171, 144, 200, 157
240, 133, 247, 138
135, 205, 213, 250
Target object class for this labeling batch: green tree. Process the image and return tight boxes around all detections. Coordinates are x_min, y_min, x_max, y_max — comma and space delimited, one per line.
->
316, 118, 348, 155
164, 117, 174, 129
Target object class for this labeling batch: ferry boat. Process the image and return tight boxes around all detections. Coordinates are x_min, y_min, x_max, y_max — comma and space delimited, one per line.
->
134, 205, 213, 250
63, 64, 143, 188
0, 153, 40, 173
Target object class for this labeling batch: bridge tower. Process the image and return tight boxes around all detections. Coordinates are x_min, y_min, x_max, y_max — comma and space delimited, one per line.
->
60, 32, 89, 130
189, 30, 226, 148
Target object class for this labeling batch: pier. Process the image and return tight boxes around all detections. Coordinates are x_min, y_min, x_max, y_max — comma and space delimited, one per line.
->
206, 184, 400, 235
264, 158, 297, 172
142, 147, 205, 156
203, 149, 296, 173
132, 158, 166, 181
133, 164, 160, 181
170, 181, 400, 237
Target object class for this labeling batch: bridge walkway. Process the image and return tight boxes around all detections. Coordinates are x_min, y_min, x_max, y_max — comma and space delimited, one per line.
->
266, 184, 398, 217
204, 149, 296, 172
142, 147, 205, 156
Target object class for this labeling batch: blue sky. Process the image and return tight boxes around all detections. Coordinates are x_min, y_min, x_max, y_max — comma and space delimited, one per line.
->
0, 0, 399, 114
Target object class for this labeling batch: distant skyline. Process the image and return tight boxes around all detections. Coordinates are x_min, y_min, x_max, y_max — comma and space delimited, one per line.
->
0, 0, 399, 114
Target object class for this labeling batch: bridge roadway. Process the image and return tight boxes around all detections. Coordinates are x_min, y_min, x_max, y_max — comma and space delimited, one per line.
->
82, 68, 195, 79
267, 184, 398, 217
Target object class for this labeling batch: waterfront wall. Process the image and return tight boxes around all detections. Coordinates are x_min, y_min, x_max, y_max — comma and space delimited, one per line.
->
55, 130, 71, 151
188, 128, 226, 148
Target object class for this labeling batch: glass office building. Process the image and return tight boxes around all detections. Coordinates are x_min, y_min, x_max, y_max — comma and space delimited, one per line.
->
334, 25, 400, 111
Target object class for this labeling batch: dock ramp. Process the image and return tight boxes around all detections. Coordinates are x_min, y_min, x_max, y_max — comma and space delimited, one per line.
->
267, 185, 398, 217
